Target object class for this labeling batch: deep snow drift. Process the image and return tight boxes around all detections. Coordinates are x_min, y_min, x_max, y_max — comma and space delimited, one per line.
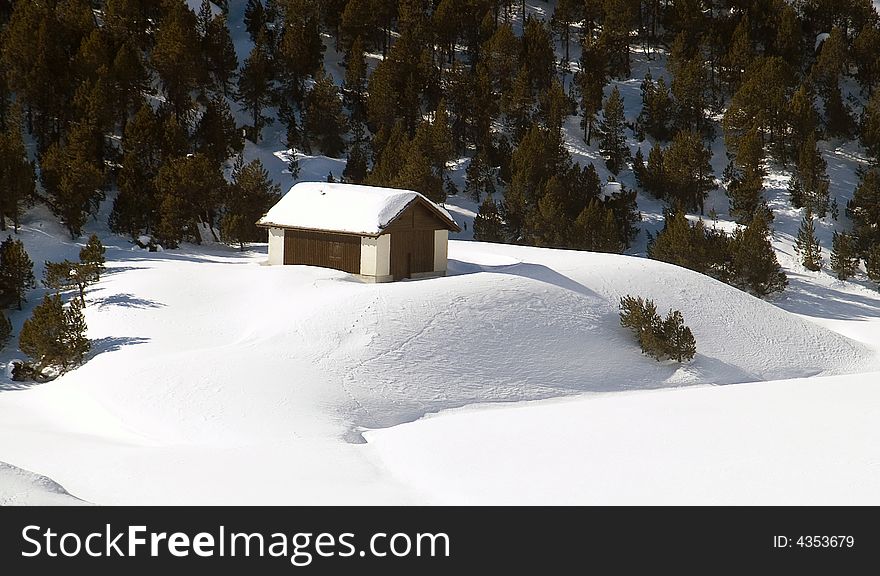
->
3, 0, 880, 504
0, 226, 877, 504
365, 371, 880, 505
0, 462, 85, 506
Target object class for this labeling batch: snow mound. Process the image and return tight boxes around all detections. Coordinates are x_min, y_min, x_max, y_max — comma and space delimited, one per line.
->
365, 371, 880, 505
0, 462, 86, 505
0, 237, 876, 504
24, 240, 877, 436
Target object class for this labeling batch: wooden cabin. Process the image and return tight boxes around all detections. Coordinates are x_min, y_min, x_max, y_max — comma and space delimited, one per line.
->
257, 182, 460, 282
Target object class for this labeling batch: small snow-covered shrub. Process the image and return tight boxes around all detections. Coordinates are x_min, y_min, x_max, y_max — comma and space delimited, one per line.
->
619, 295, 696, 362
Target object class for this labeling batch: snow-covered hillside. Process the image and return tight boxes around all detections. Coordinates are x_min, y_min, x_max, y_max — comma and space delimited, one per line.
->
365, 370, 880, 505
0, 219, 878, 504
2, 1, 880, 505
0, 462, 85, 506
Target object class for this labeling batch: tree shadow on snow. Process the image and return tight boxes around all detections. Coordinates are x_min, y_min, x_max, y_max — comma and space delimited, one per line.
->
781, 277, 880, 321
0, 378, 41, 392
93, 293, 166, 310
101, 265, 151, 277
86, 336, 151, 361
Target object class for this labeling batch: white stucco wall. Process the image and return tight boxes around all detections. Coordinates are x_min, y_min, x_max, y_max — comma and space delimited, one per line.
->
360, 235, 391, 277
376, 234, 391, 277
360, 237, 378, 275
433, 229, 448, 273
268, 228, 284, 265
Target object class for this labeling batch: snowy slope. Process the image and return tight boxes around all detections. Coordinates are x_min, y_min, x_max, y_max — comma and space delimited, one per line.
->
0, 462, 86, 505
365, 370, 880, 505
0, 221, 877, 503
2, 1, 880, 505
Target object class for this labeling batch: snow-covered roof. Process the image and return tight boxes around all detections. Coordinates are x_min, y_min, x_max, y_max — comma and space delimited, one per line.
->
257, 182, 458, 236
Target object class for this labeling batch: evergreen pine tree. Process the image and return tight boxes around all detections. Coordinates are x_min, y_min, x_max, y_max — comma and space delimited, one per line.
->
343, 135, 368, 184
0, 236, 35, 310
572, 199, 622, 253
244, 0, 267, 43
195, 95, 243, 167
110, 104, 162, 239
43, 260, 90, 306
537, 78, 571, 132
642, 143, 666, 199
861, 90, 880, 160
663, 130, 716, 213
619, 296, 696, 362
276, 0, 324, 104
504, 66, 534, 142
203, 14, 239, 96
19, 294, 89, 373
830, 231, 859, 280
392, 125, 444, 203
648, 210, 709, 273
598, 0, 634, 78
726, 127, 765, 223
866, 244, 880, 287
342, 36, 368, 125
790, 135, 830, 216
670, 45, 709, 134
484, 22, 520, 113
154, 154, 226, 248
431, 100, 455, 182
303, 70, 348, 157
729, 212, 787, 296
1, 1, 80, 149
662, 309, 697, 362
789, 83, 819, 155
110, 39, 151, 130
465, 151, 495, 202
0, 310, 10, 346
474, 196, 505, 243
814, 28, 854, 138
637, 72, 672, 141
40, 122, 106, 239
632, 148, 647, 187
723, 57, 792, 164
854, 23, 880, 98
847, 168, 880, 252
521, 17, 555, 92
794, 209, 822, 271
574, 33, 605, 144
151, 0, 202, 118
79, 234, 106, 282
598, 86, 628, 175
221, 158, 282, 249
0, 107, 35, 233
237, 39, 274, 142
605, 184, 641, 249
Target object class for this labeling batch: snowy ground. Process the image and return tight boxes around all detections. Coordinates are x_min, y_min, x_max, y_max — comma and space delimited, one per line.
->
0, 462, 86, 506
366, 371, 880, 505
2, 1, 880, 505
0, 225, 878, 504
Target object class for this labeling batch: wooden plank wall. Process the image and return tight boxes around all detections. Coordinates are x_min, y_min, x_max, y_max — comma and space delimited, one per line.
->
283, 230, 361, 274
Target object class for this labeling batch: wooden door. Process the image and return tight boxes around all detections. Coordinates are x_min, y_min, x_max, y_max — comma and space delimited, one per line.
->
390, 230, 434, 280
391, 230, 413, 280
